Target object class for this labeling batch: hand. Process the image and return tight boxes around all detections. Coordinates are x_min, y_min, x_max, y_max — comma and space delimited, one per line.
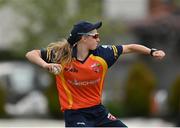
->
152, 50, 166, 60
43, 63, 62, 75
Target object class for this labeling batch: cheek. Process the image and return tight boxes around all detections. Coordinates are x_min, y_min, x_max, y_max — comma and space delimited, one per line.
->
87, 41, 97, 50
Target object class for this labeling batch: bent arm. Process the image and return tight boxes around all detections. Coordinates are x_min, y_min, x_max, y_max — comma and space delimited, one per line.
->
25, 50, 48, 68
26, 50, 62, 74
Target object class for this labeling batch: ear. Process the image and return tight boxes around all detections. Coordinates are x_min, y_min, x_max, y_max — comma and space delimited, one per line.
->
81, 36, 87, 42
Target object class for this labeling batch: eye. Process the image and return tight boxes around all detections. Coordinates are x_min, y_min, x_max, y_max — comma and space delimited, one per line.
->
92, 34, 99, 39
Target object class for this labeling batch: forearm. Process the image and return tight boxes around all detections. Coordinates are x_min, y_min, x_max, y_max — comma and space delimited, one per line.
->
122, 44, 151, 55
25, 50, 47, 68
26, 50, 62, 75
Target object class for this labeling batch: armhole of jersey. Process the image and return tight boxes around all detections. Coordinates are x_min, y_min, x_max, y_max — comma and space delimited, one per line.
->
40, 48, 52, 63
116, 45, 123, 56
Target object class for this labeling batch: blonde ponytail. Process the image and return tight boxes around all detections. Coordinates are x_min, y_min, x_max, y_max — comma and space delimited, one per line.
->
47, 39, 72, 65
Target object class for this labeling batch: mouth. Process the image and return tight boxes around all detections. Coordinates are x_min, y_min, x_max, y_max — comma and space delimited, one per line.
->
96, 44, 99, 48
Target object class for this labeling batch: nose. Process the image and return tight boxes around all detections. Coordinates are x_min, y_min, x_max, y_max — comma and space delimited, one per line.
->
96, 38, 100, 42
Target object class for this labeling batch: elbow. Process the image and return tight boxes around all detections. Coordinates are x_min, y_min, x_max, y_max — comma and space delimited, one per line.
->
122, 44, 137, 54
25, 50, 40, 59
25, 51, 31, 59
127, 44, 137, 52
129, 44, 137, 50
129, 44, 141, 53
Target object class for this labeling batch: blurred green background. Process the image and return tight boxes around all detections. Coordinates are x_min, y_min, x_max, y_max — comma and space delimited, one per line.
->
0, 0, 180, 126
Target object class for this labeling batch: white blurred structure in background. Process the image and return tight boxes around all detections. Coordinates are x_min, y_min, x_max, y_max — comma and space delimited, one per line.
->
0, 61, 50, 117
0, 6, 27, 50
103, 0, 149, 21
5, 90, 48, 116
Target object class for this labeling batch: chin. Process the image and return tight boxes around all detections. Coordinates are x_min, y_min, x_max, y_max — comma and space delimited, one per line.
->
91, 45, 98, 50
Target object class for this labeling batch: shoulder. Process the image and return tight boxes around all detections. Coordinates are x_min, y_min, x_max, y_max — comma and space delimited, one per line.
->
92, 45, 123, 57
91, 45, 123, 68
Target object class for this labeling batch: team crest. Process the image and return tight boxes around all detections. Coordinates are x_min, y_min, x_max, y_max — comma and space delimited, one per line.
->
91, 63, 101, 73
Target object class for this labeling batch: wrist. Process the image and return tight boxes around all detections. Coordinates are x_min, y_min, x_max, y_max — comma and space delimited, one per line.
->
42, 62, 49, 69
150, 48, 158, 56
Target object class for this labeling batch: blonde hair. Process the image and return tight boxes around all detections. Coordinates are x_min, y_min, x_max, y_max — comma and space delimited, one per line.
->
47, 39, 72, 65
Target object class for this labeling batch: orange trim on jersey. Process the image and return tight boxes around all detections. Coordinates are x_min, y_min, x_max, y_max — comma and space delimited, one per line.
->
59, 71, 73, 109
89, 54, 108, 96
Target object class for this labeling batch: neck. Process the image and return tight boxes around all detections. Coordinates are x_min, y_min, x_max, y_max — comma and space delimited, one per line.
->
76, 42, 89, 61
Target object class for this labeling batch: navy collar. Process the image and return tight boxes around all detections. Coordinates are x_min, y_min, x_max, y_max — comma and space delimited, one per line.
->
72, 46, 92, 63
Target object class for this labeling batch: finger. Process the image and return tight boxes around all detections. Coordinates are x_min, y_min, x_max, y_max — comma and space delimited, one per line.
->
154, 52, 163, 57
53, 65, 61, 70
153, 53, 159, 57
158, 51, 165, 57
157, 56, 164, 60
49, 65, 53, 72
55, 64, 62, 70
52, 66, 61, 75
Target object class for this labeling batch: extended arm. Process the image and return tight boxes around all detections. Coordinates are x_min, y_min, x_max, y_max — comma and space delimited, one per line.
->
122, 44, 165, 60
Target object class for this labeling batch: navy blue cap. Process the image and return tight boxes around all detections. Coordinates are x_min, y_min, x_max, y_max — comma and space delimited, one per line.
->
67, 21, 102, 46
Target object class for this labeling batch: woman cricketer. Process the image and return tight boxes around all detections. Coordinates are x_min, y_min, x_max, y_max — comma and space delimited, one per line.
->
26, 21, 165, 127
